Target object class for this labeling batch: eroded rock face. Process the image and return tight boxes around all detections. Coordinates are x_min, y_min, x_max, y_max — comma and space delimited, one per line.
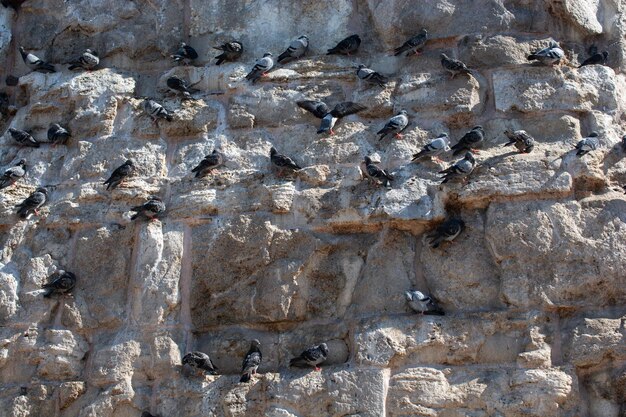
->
0, 0, 625, 416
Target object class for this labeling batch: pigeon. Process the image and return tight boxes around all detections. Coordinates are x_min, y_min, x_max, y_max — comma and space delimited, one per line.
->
355, 64, 388, 87
289, 343, 329, 371
0, 159, 26, 189
270, 147, 301, 175
574, 132, 600, 157
1, 0, 26, 10
141, 412, 157, 417
362, 156, 394, 188
214, 41, 243, 65
622, 134, 626, 152
405, 290, 445, 315
451, 126, 484, 156
527, 41, 564, 66
166, 76, 193, 98
240, 339, 262, 383
579, 50, 608, 67
394, 29, 428, 56
143, 99, 173, 122
296, 100, 367, 135
171, 42, 198, 64
439, 152, 476, 184
426, 218, 465, 248
411, 133, 451, 162
47, 123, 71, 146
68, 49, 99, 70
182, 351, 218, 375
8, 127, 39, 147
130, 196, 165, 221
15, 187, 48, 218
377, 110, 409, 140
327, 34, 361, 56
103, 160, 135, 191
245, 53, 274, 83
191, 149, 225, 177
503, 130, 535, 154
42, 270, 76, 298
277, 35, 309, 64
19, 46, 55, 73
440, 53, 472, 79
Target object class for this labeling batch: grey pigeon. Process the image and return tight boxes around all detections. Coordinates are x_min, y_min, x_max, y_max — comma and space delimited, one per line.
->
68, 49, 99, 70
191, 149, 225, 177
575, 132, 599, 157
394, 29, 428, 56
167, 76, 193, 98
528, 41, 564, 66
277, 35, 309, 64
440, 53, 472, 79
8, 127, 39, 147
405, 290, 444, 315
412, 133, 450, 162
0, 159, 26, 189
214, 41, 243, 65
427, 218, 465, 248
503, 130, 535, 154
270, 147, 301, 175
171, 42, 198, 64
245, 53, 274, 83
377, 110, 409, 140
289, 343, 329, 371
19, 46, 55, 73
355, 64, 388, 87
47, 123, 71, 146
362, 156, 394, 188
240, 339, 262, 383
15, 187, 48, 218
42, 270, 76, 298
130, 196, 165, 221
103, 160, 135, 190
327, 34, 360, 56
143, 99, 173, 122
439, 152, 476, 184
451, 126, 484, 156
579, 50, 608, 67
182, 351, 218, 375
297, 100, 367, 135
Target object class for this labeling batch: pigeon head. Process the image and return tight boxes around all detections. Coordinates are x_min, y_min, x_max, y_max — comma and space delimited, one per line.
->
148, 196, 162, 202
86, 49, 98, 56
399, 109, 408, 115
299, 35, 309, 41
622, 134, 626, 141
270, 147, 277, 156
250, 339, 261, 348
18, 46, 27, 57
319, 343, 329, 355
17, 159, 26, 166
364, 156, 372, 164
472, 125, 483, 132
263, 52, 273, 57
588, 132, 599, 137
440, 53, 449, 60
602, 51, 609, 59
35, 187, 48, 194
124, 160, 134, 166
419, 28, 428, 36
548, 40, 558, 48
464, 152, 475, 163
405, 291, 414, 301
437, 133, 449, 138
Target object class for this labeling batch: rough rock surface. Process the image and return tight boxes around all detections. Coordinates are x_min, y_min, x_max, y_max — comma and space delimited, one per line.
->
0, 1, 625, 417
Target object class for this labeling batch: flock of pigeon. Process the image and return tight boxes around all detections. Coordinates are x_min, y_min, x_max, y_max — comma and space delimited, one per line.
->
0, 24, 621, 404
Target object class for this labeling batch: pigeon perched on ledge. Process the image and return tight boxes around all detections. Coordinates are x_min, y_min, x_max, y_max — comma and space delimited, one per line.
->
8, 127, 39, 147
426, 218, 465, 248
362, 156, 394, 188
143, 99, 173, 122
0, 159, 26, 189
440, 53, 472, 79
48, 123, 71, 146
575, 132, 599, 157
327, 34, 361, 56
167, 76, 194, 98
192, 149, 225, 177
214, 41, 243, 65
270, 147, 301, 176
246, 53, 274, 83
451, 126, 484, 156
412, 133, 450, 162
439, 152, 476, 184
355, 64, 388, 87
171, 42, 198, 65
42, 270, 76, 297
528, 41, 564, 66
182, 351, 218, 375
579, 50, 608, 67
130, 196, 166, 221
394, 29, 428, 56
68, 49, 99, 70
405, 290, 445, 315
15, 187, 48, 218
277, 35, 309, 64
503, 130, 535, 154
296, 100, 367, 135
19, 46, 55, 73
104, 160, 135, 190
377, 110, 409, 140
289, 343, 329, 371
240, 339, 262, 383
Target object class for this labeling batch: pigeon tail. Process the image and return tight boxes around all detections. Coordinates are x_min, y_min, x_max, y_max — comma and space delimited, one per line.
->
239, 373, 251, 383
424, 309, 445, 316
289, 357, 309, 367
37, 63, 56, 73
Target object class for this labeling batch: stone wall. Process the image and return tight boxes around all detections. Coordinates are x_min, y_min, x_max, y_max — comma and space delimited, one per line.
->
0, 0, 625, 416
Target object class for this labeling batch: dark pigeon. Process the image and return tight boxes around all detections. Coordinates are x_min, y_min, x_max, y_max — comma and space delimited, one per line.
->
214, 41, 243, 65
355, 64, 388, 87
327, 34, 361, 56
171, 42, 198, 64
405, 290, 445, 315
16, 187, 48, 218
103, 160, 135, 191
19, 46, 55, 73
440, 53, 472, 79
575, 132, 600, 157
167, 76, 193, 98
377, 110, 409, 140
245, 53, 274, 83
394, 29, 428, 56
270, 147, 301, 175
277, 35, 309, 64
42, 270, 76, 298
289, 343, 329, 371
503, 130, 535, 154
296, 100, 367, 135
68, 49, 99, 70
622, 134, 626, 152
240, 339, 262, 383
47, 123, 71, 146
130, 196, 165, 221
141, 412, 157, 417
362, 156, 394, 188
451, 126, 484, 156
143, 99, 173, 122
427, 218, 465, 248
1, 0, 27, 10
0, 159, 26, 189
412, 133, 450, 162
527, 41, 564, 66
8, 127, 39, 147
182, 351, 218, 375
191, 149, 225, 178
579, 50, 608, 67
439, 152, 476, 184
